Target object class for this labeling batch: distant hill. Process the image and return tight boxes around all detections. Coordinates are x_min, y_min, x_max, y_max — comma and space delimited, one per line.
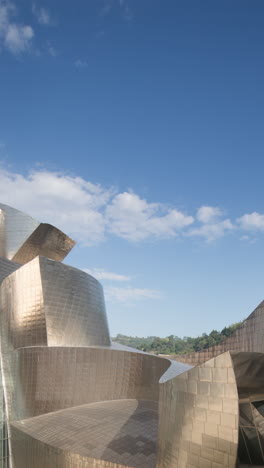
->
112, 322, 241, 355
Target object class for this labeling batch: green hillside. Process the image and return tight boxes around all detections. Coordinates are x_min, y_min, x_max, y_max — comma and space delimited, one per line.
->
112, 322, 241, 355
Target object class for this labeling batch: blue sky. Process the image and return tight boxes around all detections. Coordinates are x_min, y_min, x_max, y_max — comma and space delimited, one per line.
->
1, 0, 264, 338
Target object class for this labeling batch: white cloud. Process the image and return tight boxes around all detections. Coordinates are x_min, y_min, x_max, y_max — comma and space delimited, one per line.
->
5, 23, 33, 53
84, 268, 131, 281
0, 168, 112, 245
32, 4, 53, 26
105, 286, 162, 304
188, 219, 234, 242
237, 212, 264, 231
197, 206, 223, 224
2, 166, 259, 246
0, 1, 34, 54
106, 192, 194, 241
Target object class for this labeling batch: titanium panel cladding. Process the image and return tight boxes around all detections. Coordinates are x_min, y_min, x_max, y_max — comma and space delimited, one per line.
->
39, 257, 111, 347
0, 204, 39, 260
173, 300, 264, 366
3, 202, 264, 468
0, 256, 111, 349
157, 352, 239, 468
0, 258, 20, 285
0, 204, 75, 264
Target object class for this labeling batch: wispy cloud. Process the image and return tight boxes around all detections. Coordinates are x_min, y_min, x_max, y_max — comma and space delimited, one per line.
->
188, 219, 234, 242
32, 4, 53, 26
74, 59, 88, 69
46, 40, 57, 56
0, 166, 263, 246
99, 0, 133, 21
84, 268, 131, 282
105, 286, 162, 304
0, 0, 34, 54
84, 267, 160, 305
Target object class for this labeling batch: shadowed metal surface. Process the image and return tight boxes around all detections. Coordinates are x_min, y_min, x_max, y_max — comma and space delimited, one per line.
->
0, 257, 20, 284
157, 352, 239, 468
11, 400, 158, 468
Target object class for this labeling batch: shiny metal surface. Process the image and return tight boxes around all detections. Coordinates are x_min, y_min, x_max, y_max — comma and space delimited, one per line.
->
0, 258, 20, 285
0, 204, 75, 264
11, 347, 169, 420
11, 400, 159, 468
0, 203, 264, 468
172, 300, 264, 366
157, 352, 239, 468
0, 204, 39, 260
0, 256, 111, 349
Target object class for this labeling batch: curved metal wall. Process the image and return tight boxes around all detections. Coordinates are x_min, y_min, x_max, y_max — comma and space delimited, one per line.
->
11, 346, 170, 420
157, 352, 239, 468
0, 256, 111, 349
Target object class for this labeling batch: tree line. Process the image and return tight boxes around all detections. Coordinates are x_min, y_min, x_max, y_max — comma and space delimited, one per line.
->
112, 322, 241, 355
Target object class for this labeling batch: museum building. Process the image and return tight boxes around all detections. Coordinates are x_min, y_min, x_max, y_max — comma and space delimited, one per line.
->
0, 203, 263, 467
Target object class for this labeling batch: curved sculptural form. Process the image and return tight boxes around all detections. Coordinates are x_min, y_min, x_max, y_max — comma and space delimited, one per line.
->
0, 203, 75, 264
0, 203, 263, 468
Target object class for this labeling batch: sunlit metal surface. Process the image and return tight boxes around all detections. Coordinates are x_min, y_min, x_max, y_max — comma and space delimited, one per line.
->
11, 347, 169, 421
0, 204, 75, 264
0, 203, 264, 467
171, 300, 264, 367
0, 256, 111, 349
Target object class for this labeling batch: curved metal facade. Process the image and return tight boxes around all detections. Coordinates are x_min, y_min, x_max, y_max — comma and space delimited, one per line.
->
0, 203, 263, 468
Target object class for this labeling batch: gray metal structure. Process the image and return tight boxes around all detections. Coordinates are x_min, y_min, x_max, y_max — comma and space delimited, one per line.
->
0, 203, 263, 467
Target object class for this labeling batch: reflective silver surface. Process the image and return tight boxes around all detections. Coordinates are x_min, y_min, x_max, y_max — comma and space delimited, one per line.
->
0, 256, 111, 349
0, 204, 75, 264
0, 203, 263, 468
0, 258, 20, 285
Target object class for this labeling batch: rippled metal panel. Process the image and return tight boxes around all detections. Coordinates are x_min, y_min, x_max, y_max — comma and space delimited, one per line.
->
0, 258, 47, 350
10, 346, 170, 421
3, 203, 264, 468
0, 203, 75, 264
157, 352, 239, 468
0, 258, 20, 285
39, 257, 111, 347
0, 256, 111, 349
12, 223, 76, 264
0, 204, 39, 260
172, 300, 264, 366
